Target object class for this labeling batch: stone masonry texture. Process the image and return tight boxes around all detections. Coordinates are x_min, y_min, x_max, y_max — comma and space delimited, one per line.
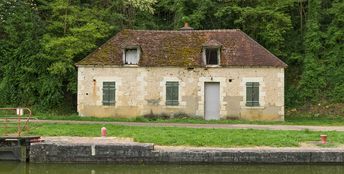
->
30, 140, 344, 164
77, 67, 285, 120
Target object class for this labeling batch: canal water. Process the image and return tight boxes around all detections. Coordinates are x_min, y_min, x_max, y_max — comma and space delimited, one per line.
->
1, 161, 344, 174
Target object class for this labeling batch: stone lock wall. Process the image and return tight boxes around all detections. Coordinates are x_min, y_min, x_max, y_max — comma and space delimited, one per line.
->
30, 142, 344, 164
77, 66, 284, 120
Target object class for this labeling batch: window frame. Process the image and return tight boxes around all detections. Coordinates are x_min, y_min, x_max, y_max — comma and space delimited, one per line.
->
123, 46, 140, 65
102, 81, 116, 106
203, 47, 221, 66
245, 82, 260, 107
165, 81, 179, 106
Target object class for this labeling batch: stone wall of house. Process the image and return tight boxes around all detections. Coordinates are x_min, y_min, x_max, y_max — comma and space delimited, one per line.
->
77, 66, 284, 120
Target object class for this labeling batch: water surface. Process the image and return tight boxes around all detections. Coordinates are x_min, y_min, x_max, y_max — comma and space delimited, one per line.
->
1, 161, 344, 174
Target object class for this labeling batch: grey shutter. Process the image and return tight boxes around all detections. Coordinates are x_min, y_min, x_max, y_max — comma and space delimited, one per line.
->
246, 82, 253, 106
103, 82, 116, 105
252, 82, 259, 106
166, 82, 179, 106
246, 82, 259, 106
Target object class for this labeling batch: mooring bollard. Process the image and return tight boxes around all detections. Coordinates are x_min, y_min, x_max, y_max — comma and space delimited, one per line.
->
320, 135, 327, 144
101, 127, 107, 137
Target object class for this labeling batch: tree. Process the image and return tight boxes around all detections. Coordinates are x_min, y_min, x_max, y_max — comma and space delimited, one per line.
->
324, 0, 344, 102
0, 0, 43, 106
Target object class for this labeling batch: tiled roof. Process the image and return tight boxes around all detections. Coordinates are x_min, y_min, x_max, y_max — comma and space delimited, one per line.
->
77, 29, 287, 67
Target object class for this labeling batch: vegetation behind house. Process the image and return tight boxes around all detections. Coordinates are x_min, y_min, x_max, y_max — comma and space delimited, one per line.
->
0, 0, 343, 115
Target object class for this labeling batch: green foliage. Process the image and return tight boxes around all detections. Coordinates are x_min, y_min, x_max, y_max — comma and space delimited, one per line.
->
298, 0, 325, 102
125, 0, 157, 14
181, 16, 190, 23
0, 0, 43, 106
0, 0, 155, 111
0, 0, 343, 113
38, 0, 114, 108
297, 0, 344, 104
221, 6, 291, 55
324, 0, 344, 102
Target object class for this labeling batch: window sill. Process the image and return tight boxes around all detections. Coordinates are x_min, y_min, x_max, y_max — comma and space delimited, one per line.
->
241, 106, 265, 109
123, 64, 139, 67
205, 65, 221, 68
163, 105, 182, 109
102, 105, 116, 108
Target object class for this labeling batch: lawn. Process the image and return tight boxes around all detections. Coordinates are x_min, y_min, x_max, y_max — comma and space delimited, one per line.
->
29, 113, 344, 126
2, 123, 344, 147
1, 107, 344, 126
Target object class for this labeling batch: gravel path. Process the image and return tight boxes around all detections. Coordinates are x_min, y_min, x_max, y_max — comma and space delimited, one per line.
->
29, 119, 344, 132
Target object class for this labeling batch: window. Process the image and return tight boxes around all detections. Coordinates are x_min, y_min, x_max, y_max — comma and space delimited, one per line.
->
166, 81, 179, 106
102, 82, 116, 105
205, 48, 219, 65
246, 82, 259, 106
124, 48, 139, 64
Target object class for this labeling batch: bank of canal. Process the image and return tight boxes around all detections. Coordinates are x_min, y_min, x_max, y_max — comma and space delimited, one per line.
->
2, 136, 344, 164
29, 137, 344, 164
2, 161, 344, 174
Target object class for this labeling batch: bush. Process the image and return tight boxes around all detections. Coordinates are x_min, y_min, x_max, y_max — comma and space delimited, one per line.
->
158, 113, 170, 120
172, 112, 190, 119
143, 110, 170, 120
224, 116, 240, 120
134, 116, 147, 122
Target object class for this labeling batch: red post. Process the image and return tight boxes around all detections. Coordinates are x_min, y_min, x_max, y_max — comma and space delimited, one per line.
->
320, 135, 327, 144
101, 127, 107, 137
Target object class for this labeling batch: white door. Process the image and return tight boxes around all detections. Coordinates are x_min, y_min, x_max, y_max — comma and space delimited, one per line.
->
204, 82, 220, 120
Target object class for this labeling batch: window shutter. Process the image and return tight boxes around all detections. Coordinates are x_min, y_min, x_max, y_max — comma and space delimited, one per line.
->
252, 82, 259, 106
103, 82, 116, 105
166, 81, 179, 106
246, 82, 259, 107
246, 82, 253, 106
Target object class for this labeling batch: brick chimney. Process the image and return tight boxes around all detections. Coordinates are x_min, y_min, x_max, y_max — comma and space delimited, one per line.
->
180, 22, 193, 30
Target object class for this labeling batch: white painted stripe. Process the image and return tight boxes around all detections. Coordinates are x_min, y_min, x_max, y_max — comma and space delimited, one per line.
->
91, 145, 95, 156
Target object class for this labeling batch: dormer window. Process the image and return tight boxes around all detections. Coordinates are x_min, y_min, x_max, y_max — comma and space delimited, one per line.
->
203, 47, 220, 66
124, 47, 140, 65
202, 39, 222, 66
205, 48, 219, 65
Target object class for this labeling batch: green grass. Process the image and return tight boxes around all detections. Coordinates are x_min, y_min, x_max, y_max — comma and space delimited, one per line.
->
4, 123, 344, 147
27, 113, 344, 126
2, 110, 344, 126
285, 114, 344, 125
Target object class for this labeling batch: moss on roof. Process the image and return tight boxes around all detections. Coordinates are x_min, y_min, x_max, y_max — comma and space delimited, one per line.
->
77, 29, 287, 68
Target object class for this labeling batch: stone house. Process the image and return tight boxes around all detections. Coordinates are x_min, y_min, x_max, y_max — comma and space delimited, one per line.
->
76, 25, 287, 120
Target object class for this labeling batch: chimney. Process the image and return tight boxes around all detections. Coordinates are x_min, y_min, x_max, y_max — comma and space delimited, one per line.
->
180, 22, 193, 31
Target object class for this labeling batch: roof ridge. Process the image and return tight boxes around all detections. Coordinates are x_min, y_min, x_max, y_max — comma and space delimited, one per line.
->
125, 29, 240, 32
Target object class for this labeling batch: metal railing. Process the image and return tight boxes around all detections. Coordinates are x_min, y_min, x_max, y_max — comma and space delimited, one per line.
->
0, 108, 32, 136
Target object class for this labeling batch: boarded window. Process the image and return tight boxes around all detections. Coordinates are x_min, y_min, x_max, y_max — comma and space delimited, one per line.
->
246, 82, 259, 107
166, 81, 179, 106
205, 48, 219, 65
125, 48, 139, 64
102, 82, 116, 105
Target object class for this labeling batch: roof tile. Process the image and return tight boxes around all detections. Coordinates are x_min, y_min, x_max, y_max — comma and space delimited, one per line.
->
77, 29, 287, 68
